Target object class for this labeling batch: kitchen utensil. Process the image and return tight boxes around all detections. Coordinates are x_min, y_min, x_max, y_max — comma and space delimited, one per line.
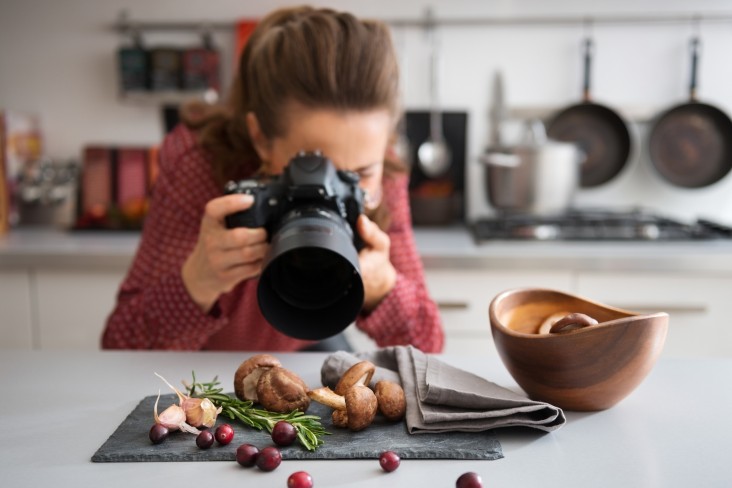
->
148, 47, 182, 91
182, 27, 221, 92
488, 71, 507, 150
482, 120, 583, 215
489, 288, 668, 411
117, 27, 148, 92
648, 36, 732, 188
416, 11, 451, 178
547, 37, 632, 188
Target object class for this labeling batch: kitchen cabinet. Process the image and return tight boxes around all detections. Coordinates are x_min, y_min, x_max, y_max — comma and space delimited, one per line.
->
576, 271, 732, 358
0, 270, 34, 350
3, 228, 732, 356
424, 269, 574, 354
35, 269, 124, 350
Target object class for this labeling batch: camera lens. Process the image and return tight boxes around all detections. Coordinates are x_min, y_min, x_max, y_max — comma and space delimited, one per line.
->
257, 206, 364, 340
271, 247, 353, 310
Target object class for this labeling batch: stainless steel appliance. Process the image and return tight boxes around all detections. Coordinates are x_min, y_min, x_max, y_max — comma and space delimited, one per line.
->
472, 208, 732, 242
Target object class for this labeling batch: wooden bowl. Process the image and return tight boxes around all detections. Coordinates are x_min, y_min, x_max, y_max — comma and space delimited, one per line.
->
489, 288, 668, 411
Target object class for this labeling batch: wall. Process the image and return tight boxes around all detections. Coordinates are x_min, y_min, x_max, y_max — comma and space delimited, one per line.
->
2, 0, 732, 224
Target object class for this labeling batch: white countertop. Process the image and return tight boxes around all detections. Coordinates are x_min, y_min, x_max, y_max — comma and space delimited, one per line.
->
0, 350, 729, 487
3, 226, 732, 272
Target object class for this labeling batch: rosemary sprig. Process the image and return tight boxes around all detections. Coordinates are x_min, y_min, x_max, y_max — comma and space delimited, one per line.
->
184, 371, 328, 451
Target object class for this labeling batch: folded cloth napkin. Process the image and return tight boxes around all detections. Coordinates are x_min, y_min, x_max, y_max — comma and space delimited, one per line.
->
321, 345, 566, 433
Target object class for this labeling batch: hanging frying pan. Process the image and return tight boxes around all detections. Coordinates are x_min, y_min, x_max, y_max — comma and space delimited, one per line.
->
648, 37, 732, 188
547, 37, 632, 188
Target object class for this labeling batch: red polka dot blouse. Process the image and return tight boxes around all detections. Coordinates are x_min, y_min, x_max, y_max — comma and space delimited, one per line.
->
101, 125, 444, 352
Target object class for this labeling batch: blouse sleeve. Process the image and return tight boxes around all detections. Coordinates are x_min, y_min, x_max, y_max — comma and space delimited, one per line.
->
101, 126, 229, 350
355, 174, 445, 353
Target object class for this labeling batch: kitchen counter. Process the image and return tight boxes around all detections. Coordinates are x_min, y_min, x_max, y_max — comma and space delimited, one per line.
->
4, 226, 732, 272
0, 350, 729, 487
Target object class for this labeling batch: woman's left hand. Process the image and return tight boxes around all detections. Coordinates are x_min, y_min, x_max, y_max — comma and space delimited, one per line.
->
356, 214, 397, 311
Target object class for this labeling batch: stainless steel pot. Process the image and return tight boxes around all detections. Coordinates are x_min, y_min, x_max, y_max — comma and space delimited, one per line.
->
482, 120, 583, 215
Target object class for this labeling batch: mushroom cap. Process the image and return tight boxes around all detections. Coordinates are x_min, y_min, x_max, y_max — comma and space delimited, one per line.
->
344, 385, 377, 431
334, 360, 376, 396
256, 367, 310, 413
234, 354, 281, 401
374, 380, 406, 421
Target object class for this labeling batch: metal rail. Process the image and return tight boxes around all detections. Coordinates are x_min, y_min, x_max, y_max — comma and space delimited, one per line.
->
112, 11, 732, 33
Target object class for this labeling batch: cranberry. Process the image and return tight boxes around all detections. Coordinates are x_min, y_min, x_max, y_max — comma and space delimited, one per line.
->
255, 446, 282, 472
149, 424, 169, 444
379, 450, 401, 472
196, 430, 215, 449
287, 471, 313, 488
214, 423, 234, 445
271, 421, 298, 446
456, 472, 483, 488
235, 443, 260, 467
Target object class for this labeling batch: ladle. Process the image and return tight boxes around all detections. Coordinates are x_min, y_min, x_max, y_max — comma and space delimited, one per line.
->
417, 9, 451, 177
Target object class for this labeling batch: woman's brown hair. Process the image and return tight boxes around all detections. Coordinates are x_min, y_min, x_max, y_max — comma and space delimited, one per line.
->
186, 6, 404, 228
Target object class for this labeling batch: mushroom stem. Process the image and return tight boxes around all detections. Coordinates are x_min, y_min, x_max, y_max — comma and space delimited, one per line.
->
308, 387, 346, 410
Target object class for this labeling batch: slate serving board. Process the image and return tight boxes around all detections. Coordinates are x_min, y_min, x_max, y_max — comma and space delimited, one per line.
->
92, 393, 503, 462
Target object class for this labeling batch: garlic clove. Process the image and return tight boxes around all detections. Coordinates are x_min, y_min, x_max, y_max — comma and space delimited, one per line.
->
153, 390, 203, 435
199, 398, 222, 428
154, 391, 186, 431
181, 397, 221, 428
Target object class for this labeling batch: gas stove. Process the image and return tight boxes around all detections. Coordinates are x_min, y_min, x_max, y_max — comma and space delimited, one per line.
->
472, 209, 732, 242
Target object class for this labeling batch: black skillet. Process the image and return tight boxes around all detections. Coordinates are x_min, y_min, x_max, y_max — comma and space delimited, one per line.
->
648, 37, 732, 188
547, 38, 632, 188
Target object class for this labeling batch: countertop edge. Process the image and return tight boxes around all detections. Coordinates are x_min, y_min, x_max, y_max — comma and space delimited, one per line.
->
3, 227, 732, 273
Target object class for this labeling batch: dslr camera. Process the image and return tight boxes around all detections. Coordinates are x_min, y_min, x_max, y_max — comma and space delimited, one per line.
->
225, 151, 366, 340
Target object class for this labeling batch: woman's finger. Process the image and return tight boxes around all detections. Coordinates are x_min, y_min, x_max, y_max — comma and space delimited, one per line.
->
357, 214, 389, 251
203, 193, 255, 226
216, 226, 268, 251
211, 242, 270, 270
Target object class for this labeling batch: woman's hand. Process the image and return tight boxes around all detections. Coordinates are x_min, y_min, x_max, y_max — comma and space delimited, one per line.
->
182, 194, 269, 313
357, 214, 397, 311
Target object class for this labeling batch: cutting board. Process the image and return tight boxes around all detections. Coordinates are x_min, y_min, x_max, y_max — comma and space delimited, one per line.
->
92, 394, 503, 462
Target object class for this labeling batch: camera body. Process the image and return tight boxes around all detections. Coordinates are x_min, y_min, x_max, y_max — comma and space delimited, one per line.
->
224, 151, 365, 249
223, 151, 367, 341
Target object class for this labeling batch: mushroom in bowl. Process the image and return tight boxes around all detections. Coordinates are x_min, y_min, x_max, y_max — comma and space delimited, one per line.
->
489, 288, 668, 411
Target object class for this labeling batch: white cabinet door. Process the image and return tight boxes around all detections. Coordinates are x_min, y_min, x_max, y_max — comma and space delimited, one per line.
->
35, 269, 125, 350
0, 270, 34, 349
576, 272, 732, 357
425, 270, 574, 355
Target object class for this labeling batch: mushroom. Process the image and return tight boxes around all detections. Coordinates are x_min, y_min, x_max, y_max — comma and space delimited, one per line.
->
234, 354, 281, 401
538, 311, 571, 335
256, 366, 310, 413
538, 312, 599, 334
374, 380, 406, 421
548, 312, 599, 334
334, 360, 376, 395
308, 385, 378, 431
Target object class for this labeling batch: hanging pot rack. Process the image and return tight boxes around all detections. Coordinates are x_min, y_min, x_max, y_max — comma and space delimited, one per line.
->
113, 10, 732, 33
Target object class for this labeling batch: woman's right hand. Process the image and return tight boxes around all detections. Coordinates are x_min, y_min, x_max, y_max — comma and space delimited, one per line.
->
182, 194, 269, 313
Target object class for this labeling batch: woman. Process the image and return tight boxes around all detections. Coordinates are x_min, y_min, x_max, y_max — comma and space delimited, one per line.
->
102, 6, 444, 352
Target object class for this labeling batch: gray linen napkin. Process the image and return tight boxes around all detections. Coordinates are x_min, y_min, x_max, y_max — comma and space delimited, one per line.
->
321, 345, 565, 433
